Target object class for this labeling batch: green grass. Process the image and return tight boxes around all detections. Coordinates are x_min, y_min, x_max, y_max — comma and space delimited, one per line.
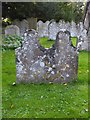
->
2, 38, 89, 118
39, 37, 77, 48
71, 37, 77, 47
39, 37, 55, 48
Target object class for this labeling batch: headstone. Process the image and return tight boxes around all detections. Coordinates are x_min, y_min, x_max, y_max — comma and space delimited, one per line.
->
42, 21, 50, 37
65, 22, 71, 32
20, 19, 29, 36
36, 19, 89, 51
12, 19, 21, 29
83, 0, 90, 51
27, 17, 37, 30
37, 20, 50, 37
37, 20, 44, 37
5, 25, 20, 36
70, 21, 77, 37
48, 20, 59, 40
77, 22, 88, 50
15, 30, 78, 83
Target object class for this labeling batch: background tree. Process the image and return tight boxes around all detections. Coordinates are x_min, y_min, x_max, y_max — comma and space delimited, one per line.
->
2, 2, 85, 25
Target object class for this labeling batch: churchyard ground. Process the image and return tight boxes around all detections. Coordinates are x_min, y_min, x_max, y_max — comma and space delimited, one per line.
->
2, 37, 89, 118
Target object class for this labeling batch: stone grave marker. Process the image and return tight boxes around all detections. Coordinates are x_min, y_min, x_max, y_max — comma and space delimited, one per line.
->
27, 17, 37, 30
15, 29, 78, 83
70, 21, 77, 37
12, 19, 21, 29
42, 21, 50, 37
20, 19, 29, 36
5, 25, 20, 36
37, 20, 50, 37
37, 20, 44, 37
48, 20, 59, 40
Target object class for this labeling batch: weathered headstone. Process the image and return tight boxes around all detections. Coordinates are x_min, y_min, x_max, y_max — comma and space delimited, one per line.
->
15, 29, 78, 83
70, 21, 77, 37
12, 19, 21, 29
58, 20, 66, 30
20, 19, 29, 36
65, 22, 71, 32
27, 17, 37, 30
37, 20, 44, 37
5, 25, 20, 36
42, 21, 50, 37
48, 20, 59, 40
37, 20, 50, 37
77, 22, 88, 50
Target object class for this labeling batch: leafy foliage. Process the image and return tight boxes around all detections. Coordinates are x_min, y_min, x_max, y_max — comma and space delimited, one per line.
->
2, 2, 85, 23
2, 35, 23, 50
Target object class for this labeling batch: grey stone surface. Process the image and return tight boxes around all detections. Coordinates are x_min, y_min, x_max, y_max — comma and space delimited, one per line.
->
15, 29, 78, 83
13, 18, 37, 35
37, 20, 44, 37
20, 19, 29, 36
48, 20, 59, 40
37, 20, 50, 37
37, 20, 88, 51
83, 0, 90, 51
13, 19, 21, 29
5, 25, 20, 36
70, 21, 77, 37
27, 17, 37, 30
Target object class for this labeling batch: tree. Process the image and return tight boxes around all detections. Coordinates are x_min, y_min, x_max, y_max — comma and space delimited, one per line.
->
2, 2, 85, 23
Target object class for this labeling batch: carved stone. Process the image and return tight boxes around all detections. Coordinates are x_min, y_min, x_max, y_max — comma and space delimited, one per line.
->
15, 30, 78, 83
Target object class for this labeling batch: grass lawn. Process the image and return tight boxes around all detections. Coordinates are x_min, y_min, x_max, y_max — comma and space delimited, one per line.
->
39, 37, 55, 48
39, 37, 77, 48
2, 37, 89, 118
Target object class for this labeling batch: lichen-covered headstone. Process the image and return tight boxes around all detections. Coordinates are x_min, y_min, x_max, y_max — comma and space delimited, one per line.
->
5, 25, 20, 36
15, 29, 78, 83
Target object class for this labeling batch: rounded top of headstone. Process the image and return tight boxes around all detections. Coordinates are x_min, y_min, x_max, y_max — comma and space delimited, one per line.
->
57, 30, 70, 39
5, 25, 19, 30
45, 21, 50, 24
38, 20, 43, 24
49, 19, 56, 25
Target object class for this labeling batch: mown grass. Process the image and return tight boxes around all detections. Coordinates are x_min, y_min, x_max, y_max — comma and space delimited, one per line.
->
2, 37, 89, 118
71, 37, 77, 47
39, 37, 77, 48
39, 37, 55, 48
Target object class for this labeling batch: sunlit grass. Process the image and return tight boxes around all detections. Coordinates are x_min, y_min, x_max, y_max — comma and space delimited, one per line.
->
39, 37, 55, 48
71, 37, 77, 47
39, 37, 77, 48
